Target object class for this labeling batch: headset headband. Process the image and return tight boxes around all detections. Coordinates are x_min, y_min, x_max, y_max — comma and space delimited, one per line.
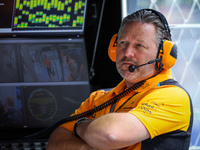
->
137, 9, 172, 40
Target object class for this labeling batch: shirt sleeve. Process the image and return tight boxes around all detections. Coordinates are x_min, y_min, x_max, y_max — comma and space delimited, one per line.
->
60, 90, 109, 132
129, 85, 191, 139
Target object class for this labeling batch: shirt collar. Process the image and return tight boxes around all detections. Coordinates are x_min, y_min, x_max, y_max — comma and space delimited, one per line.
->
113, 69, 173, 94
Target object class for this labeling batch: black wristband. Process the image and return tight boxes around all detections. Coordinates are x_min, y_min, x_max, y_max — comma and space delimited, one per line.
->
73, 118, 89, 138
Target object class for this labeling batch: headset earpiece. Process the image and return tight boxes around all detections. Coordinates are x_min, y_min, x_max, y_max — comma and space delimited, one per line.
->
157, 40, 178, 70
108, 34, 118, 62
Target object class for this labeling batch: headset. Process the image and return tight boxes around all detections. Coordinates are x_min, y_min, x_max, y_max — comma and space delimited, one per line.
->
108, 9, 178, 71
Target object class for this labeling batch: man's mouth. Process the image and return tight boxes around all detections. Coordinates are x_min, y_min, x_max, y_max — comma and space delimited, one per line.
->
122, 61, 135, 68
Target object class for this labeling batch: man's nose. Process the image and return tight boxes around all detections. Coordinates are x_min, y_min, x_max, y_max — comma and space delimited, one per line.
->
124, 45, 135, 58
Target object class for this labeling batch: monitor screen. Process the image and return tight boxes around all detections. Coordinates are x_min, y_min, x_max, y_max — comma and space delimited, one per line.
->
0, 0, 87, 36
0, 38, 90, 139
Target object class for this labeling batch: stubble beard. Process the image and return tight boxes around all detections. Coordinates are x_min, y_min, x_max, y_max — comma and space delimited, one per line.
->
116, 59, 156, 85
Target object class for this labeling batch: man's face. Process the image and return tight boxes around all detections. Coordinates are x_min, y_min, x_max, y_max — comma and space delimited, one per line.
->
116, 22, 158, 87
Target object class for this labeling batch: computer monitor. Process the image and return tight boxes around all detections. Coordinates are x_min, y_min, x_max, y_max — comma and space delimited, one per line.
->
0, 37, 90, 140
0, 0, 87, 36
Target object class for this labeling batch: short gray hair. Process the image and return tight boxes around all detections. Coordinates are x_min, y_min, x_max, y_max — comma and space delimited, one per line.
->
118, 9, 172, 47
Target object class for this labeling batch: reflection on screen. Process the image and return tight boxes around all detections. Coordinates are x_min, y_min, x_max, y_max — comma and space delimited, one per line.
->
0, 84, 90, 128
0, 38, 88, 83
0, 38, 91, 129
22, 84, 90, 128
0, 86, 23, 128
0, 44, 18, 83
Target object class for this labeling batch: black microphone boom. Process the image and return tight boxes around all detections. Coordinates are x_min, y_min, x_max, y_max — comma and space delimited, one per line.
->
128, 58, 161, 73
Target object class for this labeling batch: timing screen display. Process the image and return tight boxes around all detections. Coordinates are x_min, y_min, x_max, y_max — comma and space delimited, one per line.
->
28, 88, 57, 121
12, 0, 86, 30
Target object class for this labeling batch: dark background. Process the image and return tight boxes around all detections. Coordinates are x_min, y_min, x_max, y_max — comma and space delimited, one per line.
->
85, 0, 123, 91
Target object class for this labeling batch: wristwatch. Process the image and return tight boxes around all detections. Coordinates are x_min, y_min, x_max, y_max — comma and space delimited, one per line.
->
73, 117, 89, 138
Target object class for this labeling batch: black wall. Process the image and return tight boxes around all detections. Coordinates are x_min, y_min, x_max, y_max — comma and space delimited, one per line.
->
85, 0, 123, 91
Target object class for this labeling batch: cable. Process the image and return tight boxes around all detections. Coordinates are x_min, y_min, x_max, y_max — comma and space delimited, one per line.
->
20, 80, 145, 141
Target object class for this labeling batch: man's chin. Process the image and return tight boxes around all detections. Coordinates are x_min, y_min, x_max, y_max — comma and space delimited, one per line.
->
121, 71, 137, 79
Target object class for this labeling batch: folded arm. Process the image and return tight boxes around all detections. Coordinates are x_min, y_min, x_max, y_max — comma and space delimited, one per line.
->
47, 126, 96, 150
77, 113, 150, 150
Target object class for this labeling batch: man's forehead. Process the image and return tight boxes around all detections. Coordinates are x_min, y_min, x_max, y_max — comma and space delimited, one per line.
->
119, 23, 156, 39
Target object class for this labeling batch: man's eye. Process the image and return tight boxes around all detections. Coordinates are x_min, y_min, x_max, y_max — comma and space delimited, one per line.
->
137, 44, 143, 47
120, 41, 127, 44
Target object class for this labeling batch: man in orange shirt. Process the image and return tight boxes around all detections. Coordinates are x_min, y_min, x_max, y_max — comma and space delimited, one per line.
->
47, 9, 193, 150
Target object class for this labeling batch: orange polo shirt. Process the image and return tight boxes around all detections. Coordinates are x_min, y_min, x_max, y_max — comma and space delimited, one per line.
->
61, 69, 193, 150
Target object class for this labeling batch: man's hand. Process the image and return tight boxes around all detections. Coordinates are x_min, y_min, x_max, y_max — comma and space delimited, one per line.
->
47, 126, 96, 150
